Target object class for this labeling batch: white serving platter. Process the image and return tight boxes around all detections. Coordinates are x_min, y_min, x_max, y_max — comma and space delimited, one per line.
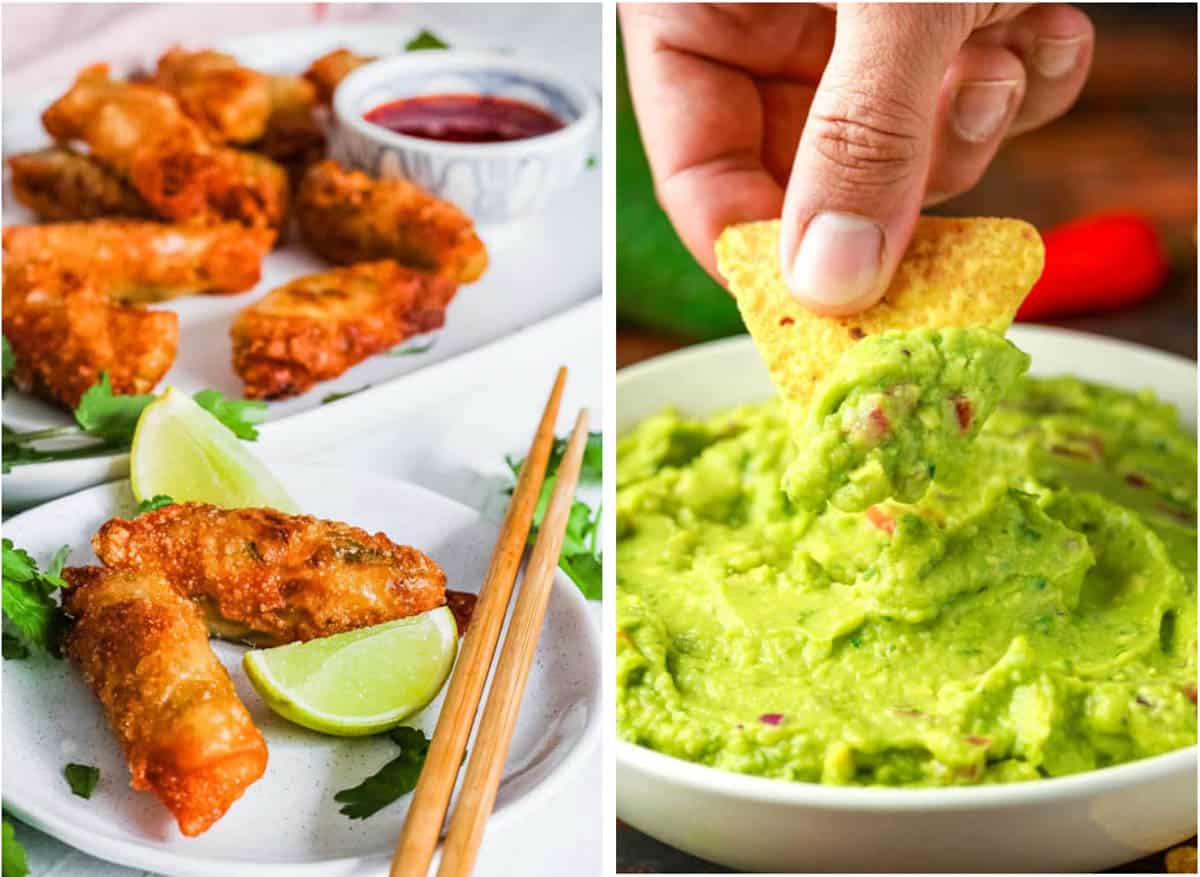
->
1, 22, 600, 509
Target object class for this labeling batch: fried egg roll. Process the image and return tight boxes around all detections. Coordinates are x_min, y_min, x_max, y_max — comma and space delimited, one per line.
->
151, 48, 271, 144
295, 159, 488, 283
62, 566, 267, 837
2, 261, 178, 408
3, 220, 272, 303
8, 147, 154, 221
229, 260, 457, 399
42, 64, 219, 220
303, 48, 376, 105
92, 503, 448, 647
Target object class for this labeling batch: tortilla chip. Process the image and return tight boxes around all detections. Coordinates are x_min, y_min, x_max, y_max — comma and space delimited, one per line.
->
716, 217, 1043, 407
1166, 845, 1198, 874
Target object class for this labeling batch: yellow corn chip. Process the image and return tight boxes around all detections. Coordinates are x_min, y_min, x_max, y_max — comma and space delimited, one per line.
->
716, 217, 1044, 407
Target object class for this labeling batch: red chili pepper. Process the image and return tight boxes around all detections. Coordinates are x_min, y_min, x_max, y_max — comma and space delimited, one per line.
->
1016, 212, 1169, 321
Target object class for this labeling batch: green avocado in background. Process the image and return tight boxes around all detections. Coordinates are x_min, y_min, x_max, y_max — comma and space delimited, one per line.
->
616, 329, 1197, 786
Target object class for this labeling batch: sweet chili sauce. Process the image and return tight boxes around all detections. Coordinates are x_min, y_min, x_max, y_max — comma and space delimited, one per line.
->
364, 93, 564, 143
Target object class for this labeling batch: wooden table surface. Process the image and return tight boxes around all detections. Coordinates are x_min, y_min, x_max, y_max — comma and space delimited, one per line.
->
616, 5, 1196, 873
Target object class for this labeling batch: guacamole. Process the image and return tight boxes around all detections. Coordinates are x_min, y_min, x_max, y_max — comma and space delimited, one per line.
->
783, 327, 1030, 513
617, 333, 1197, 787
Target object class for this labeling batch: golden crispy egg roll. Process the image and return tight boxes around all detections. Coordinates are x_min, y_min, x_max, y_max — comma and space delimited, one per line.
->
2, 262, 177, 408
8, 147, 154, 221
62, 566, 267, 837
92, 502, 448, 646
151, 47, 271, 144
229, 260, 458, 399
3, 220, 272, 303
303, 48, 376, 105
254, 75, 326, 174
42, 64, 219, 221
295, 159, 488, 283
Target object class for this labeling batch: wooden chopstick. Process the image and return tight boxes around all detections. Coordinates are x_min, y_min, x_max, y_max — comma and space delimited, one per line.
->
390, 367, 568, 877
436, 408, 591, 877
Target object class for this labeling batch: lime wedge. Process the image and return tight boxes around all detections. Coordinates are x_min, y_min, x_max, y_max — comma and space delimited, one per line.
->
129, 386, 298, 512
243, 606, 458, 736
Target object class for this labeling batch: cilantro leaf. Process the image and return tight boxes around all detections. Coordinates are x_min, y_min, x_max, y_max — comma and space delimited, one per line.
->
387, 337, 437, 356
135, 495, 174, 516
405, 29, 450, 51
322, 386, 370, 405
192, 389, 267, 441
2, 539, 69, 656
2, 633, 29, 661
64, 763, 99, 799
510, 432, 602, 484
505, 432, 603, 600
335, 726, 431, 819
559, 551, 601, 600
72, 374, 155, 442
2, 336, 13, 391
2, 819, 29, 877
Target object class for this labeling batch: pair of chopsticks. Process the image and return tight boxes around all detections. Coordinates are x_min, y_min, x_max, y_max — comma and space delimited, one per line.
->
391, 366, 589, 877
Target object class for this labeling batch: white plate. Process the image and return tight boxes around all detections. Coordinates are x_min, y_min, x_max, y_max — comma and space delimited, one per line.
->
1, 21, 600, 508
2, 464, 601, 876
616, 325, 1197, 873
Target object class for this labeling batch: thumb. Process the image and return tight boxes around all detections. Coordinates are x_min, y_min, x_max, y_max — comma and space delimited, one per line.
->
780, 5, 971, 315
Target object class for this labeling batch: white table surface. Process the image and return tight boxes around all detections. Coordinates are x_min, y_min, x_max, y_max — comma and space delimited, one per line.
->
2, 4, 602, 874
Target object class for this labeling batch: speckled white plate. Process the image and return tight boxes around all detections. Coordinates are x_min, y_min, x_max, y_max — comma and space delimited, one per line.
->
2, 464, 600, 876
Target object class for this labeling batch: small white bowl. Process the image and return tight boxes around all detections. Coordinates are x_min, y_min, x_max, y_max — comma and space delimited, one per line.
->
331, 51, 598, 226
617, 326, 1198, 873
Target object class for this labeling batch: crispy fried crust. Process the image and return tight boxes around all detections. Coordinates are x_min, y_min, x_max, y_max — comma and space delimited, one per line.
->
62, 566, 267, 837
230, 260, 458, 399
8, 146, 287, 234
41, 65, 288, 231
42, 64, 219, 220
2, 262, 178, 407
254, 75, 326, 174
3, 220, 272, 303
206, 149, 291, 236
295, 159, 487, 282
92, 502, 449, 646
151, 48, 271, 144
303, 48, 376, 105
8, 147, 153, 221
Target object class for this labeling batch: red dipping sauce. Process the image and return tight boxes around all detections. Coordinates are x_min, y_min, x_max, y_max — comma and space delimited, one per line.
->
364, 93, 565, 143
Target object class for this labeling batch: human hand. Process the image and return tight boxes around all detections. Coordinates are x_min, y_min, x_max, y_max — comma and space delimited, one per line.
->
620, 3, 1093, 315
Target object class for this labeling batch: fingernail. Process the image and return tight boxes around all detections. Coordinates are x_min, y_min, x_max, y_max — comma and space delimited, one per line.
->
790, 212, 884, 309
1032, 36, 1086, 78
953, 80, 1018, 143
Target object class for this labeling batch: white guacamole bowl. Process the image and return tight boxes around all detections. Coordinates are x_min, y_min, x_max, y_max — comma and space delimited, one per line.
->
616, 325, 1197, 873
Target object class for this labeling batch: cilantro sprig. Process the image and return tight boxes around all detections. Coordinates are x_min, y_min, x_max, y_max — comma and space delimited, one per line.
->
3, 818, 29, 877
334, 726, 431, 819
2, 372, 266, 472
405, 29, 450, 52
506, 431, 602, 600
2, 539, 69, 657
64, 763, 100, 799
135, 495, 174, 516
